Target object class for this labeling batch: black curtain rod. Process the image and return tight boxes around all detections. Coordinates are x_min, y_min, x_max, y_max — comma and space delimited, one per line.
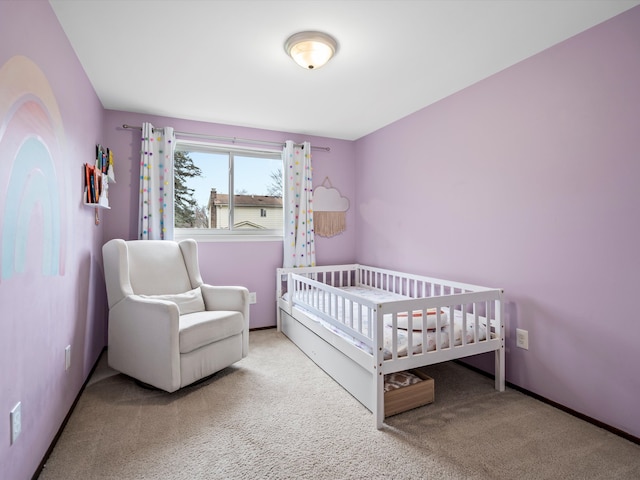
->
121, 124, 330, 152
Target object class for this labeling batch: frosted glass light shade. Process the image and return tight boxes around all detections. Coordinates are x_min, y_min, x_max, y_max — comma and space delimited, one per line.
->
285, 31, 338, 70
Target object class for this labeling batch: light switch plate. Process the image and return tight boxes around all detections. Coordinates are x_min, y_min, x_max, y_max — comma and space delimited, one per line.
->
65, 345, 71, 370
10, 402, 21, 445
516, 328, 529, 350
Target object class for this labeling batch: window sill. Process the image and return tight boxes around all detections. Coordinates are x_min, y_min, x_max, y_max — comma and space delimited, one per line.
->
174, 229, 283, 243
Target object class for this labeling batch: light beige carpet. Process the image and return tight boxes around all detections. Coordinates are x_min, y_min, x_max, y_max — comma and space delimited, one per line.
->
38, 329, 640, 479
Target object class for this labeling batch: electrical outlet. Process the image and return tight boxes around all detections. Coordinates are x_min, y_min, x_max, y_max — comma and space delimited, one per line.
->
10, 402, 21, 445
249, 292, 257, 304
516, 328, 529, 350
65, 345, 71, 370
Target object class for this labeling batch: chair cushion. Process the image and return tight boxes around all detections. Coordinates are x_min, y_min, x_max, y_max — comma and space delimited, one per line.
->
179, 310, 245, 354
139, 287, 205, 315
126, 240, 193, 295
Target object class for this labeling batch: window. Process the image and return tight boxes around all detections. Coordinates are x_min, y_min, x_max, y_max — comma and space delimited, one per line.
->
174, 142, 283, 240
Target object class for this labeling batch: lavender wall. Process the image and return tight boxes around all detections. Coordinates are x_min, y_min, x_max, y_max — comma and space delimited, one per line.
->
0, 1, 107, 478
354, 7, 640, 438
102, 111, 357, 328
2, 2, 638, 478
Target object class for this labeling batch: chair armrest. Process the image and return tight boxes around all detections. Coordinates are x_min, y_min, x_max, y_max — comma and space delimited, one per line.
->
200, 285, 249, 313
108, 296, 181, 392
201, 285, 250, 357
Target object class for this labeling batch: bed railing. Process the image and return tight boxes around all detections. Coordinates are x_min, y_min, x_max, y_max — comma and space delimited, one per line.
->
288, 273, 377, 349
278, 264, 494, 298
377, 290, 503, 362
355, 264, 495, 298
280, 266, 504, 363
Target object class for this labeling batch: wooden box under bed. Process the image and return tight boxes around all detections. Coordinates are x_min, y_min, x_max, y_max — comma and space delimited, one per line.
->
384, 368, 434, 417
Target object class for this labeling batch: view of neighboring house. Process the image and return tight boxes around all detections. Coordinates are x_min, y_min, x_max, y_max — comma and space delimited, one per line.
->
207, 188, 283, 230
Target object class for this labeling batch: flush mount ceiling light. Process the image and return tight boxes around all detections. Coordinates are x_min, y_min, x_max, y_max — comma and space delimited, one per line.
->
284, 31, 338, 70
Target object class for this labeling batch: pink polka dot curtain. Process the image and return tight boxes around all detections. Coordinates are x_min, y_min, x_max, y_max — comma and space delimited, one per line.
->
138, 123, 175, 240
283, 140, 315, 268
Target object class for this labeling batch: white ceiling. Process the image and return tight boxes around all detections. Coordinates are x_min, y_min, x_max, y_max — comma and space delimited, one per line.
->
49, 0, 639, 141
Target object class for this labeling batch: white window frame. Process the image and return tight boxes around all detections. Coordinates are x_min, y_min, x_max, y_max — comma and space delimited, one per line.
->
173, 140, 283, 243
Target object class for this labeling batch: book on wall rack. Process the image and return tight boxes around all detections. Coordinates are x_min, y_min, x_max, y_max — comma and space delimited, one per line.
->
96, 144, 115, 180
107, 148, 115, 182
85, 163, 92, 203
84, 163, 103, 204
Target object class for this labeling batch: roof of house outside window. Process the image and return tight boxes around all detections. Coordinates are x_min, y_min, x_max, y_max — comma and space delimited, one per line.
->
208, 189, 282, 208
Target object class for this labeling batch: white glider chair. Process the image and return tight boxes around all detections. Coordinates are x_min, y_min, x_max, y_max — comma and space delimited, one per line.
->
102, 239, 249, 392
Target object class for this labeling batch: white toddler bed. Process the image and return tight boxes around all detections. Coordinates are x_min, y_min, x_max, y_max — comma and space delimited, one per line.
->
276, 264, 505, 429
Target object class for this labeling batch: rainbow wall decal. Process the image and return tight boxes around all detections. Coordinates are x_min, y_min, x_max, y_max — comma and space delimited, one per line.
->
0, 56, 67, 280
